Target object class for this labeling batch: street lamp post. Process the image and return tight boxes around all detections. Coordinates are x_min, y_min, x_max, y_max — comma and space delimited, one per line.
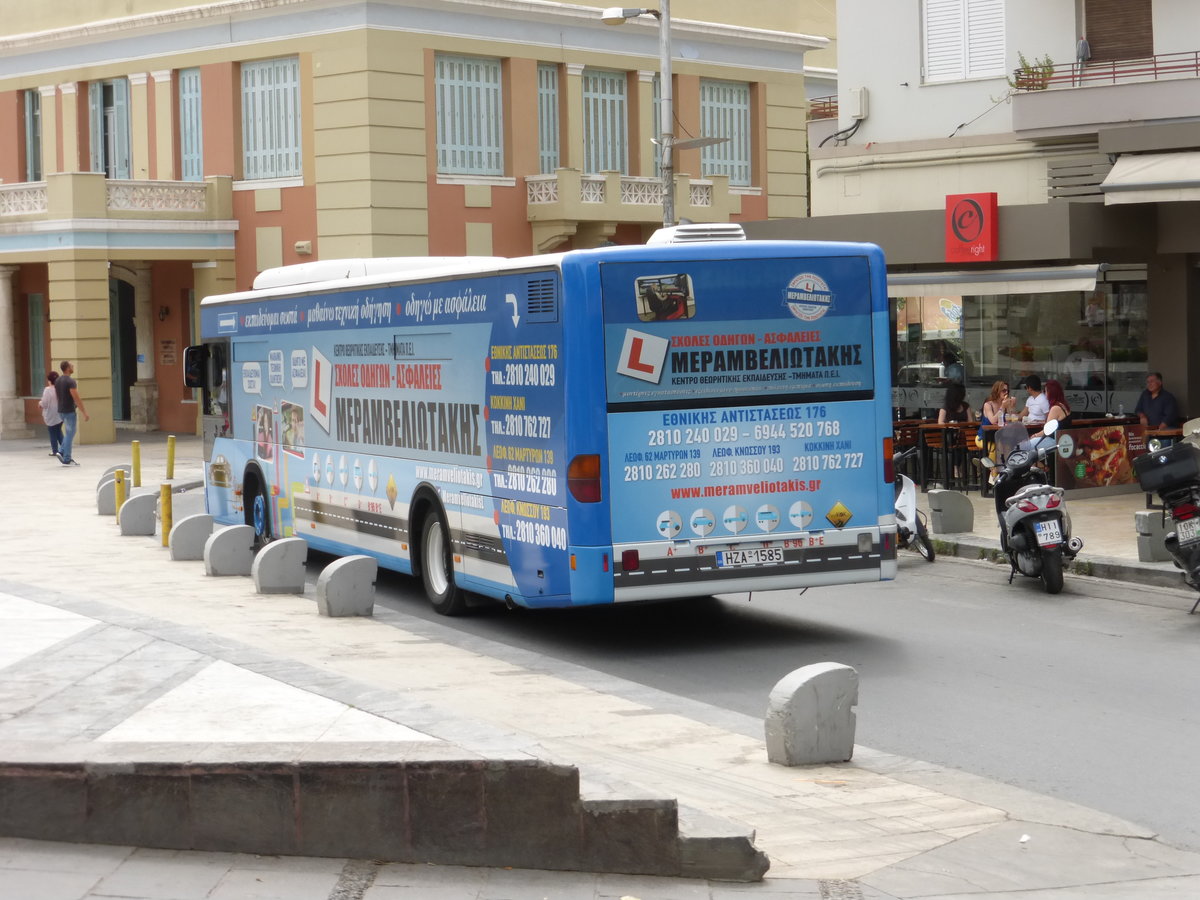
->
602, 3, 675, 228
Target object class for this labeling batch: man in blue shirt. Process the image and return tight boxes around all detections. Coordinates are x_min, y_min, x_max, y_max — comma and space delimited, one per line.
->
1135, 372, 1180, 428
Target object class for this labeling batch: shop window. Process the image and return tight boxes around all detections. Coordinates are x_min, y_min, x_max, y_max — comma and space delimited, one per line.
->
436, 53, 504, 176
241, 57, 301, 181
700, 79, 751, 186
178, 68, 204, 182
582, 68, 627, 174
24, 90, 42, 182
893, 273, 1149, 418
923, 0, 1005, 83
537, 63, 560, 174
88, 78, 131, 179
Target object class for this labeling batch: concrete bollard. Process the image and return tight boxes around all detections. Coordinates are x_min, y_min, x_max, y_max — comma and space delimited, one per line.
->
96, 478, 118, 516
99, 464, 132, 482
117, 492, 158, 537
1134, 510, 1172, 562
928, 488, 974, 534
252, 537, 309, 594
203, 525, 256, 577
316, 555, 378, 617
169, 513, 214, 561
765, 662, 857, 766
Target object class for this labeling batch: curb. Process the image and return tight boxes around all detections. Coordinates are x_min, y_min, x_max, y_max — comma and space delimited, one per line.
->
0, 744, 768, 882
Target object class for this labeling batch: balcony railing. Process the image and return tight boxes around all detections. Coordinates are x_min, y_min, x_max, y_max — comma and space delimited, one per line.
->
809, 95, 838, 120
0, 183, 48, 216
107, 180, 207, 212
526, 174, 712, 208
1012, 50, 1200, 91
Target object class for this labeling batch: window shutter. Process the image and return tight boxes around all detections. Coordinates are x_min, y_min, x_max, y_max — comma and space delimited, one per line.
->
700, 79, 751, 186
89, 81, 103, 173
965, 0, 1005, 78
537, 63, 559, 174
582, 69, 627, 174
112, 78, 131, 179
24, 91, 42, 182
241, 58, 301, 180
435, 54, 503, 176
1085, 0, 1153, 63
924, 0, 965, 82
178, 68, 204, 182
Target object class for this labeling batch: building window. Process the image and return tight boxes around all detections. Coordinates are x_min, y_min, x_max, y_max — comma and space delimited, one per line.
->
923, 0, 1005, 83
88, 78, 131, 179
28, 293, 46, 396
178, 68, 204, 182
241, 57, 301, 181
582, 68, 627, 174
537, 63, 560, 174
700, 79, 751, 186
435, 53, 503, 176
24, 91, 42, 182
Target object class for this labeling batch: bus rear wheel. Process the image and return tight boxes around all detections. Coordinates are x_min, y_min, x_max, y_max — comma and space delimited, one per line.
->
421, 512, 468, 616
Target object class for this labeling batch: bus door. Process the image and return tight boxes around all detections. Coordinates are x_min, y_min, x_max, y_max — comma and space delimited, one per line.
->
183, 339, 231, 459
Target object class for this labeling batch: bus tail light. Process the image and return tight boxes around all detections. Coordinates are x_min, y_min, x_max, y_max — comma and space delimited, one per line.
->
621, 549, 639, 571
568, 454, 602, 502
883, 436, 894, 483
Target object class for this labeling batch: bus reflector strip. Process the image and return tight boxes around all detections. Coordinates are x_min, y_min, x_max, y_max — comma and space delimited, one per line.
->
621, 549, 639, 571
883, 436, 894, 483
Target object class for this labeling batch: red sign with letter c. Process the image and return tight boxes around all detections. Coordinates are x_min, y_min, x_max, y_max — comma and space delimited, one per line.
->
945, 192, 998, 262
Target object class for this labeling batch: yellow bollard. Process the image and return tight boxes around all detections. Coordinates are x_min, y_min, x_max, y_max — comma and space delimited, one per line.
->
160, 484, 173, 548
114, 469, 126, 516
131, 440, 142, 488
166, 435, 176, 481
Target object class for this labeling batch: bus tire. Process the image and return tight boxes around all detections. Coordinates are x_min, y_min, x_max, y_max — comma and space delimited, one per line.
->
421, 512, 468, 616
244, 469, 272, 547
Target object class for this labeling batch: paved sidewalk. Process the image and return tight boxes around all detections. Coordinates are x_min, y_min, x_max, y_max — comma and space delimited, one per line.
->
2, 431, 1200, 898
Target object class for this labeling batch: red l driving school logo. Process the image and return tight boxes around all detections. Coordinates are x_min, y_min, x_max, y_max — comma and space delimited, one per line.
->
945, 192, 998, 263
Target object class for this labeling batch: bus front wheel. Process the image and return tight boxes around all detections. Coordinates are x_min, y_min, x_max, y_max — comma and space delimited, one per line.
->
245, 473, 272, 547
421, 513, 468, 616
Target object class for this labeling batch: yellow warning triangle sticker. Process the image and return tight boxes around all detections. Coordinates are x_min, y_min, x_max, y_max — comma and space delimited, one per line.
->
825, 501, 852, 528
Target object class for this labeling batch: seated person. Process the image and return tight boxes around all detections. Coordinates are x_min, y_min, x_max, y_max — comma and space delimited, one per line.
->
1135, 372, 1180, 428
1020, 379, 1071, 453
1019, 374, 1050, 423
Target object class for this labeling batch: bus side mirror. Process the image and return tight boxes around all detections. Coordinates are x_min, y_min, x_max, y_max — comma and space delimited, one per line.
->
183, 344, 206, 389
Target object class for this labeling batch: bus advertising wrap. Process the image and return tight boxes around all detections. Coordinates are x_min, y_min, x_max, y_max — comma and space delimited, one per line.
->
602, 256, 880, 545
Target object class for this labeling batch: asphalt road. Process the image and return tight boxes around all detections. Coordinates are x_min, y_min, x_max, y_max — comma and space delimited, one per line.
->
367, 553, 1200, 854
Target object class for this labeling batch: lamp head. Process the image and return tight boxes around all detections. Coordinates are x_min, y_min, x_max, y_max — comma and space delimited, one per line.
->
601, 7, 658, 24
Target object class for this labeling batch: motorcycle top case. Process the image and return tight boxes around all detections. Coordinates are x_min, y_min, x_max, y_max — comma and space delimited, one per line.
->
1133, 441, 1200, 494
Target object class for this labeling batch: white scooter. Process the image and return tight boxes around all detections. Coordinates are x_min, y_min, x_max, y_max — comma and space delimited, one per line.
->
985, 419, 1083, 594
894, 446, 935, 561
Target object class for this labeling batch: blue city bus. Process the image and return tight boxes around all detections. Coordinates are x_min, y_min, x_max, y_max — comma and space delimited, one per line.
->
184, 227, 897, 614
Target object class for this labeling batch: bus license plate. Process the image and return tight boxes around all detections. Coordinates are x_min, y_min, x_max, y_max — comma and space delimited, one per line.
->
716, 547, 784, 568
1177, 517, 1200, 547
1034, 520, 1062, 547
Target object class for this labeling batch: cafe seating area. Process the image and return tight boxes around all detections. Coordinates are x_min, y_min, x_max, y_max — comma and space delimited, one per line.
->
894, 413, 1158, 497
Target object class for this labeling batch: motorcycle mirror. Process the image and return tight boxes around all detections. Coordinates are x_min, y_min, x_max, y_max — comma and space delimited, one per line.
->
1044, 419, 1059, 436
1148, 438, 1163, 453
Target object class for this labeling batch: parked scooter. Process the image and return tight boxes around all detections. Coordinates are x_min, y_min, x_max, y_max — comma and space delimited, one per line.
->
893, 446, 935, 561
1134, 417, 1200, 611
984, 419, 1083, 593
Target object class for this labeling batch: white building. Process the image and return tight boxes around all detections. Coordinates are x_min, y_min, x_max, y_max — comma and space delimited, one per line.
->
748, 0, 1200, 420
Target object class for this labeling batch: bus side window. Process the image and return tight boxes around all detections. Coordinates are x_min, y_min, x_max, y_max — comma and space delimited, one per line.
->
208, 344, 228, 416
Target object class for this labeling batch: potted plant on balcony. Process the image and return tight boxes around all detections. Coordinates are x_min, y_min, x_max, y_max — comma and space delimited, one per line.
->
1009, 51, 1055, 90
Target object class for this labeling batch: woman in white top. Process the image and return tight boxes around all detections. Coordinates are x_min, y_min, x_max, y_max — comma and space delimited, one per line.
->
39, 371, 63, 458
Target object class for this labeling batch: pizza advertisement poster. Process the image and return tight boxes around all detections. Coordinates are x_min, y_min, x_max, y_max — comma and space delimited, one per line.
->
1054, 425, 1150, 489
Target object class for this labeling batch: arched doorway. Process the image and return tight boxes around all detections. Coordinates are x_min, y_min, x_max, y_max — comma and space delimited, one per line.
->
108, 277, 136, 421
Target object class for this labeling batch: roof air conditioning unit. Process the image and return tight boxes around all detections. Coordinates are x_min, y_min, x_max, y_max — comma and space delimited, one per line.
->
646, 223, 747, 244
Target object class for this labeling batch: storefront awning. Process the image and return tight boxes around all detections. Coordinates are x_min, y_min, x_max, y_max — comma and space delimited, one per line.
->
886, 264, 1102, 298
1101, 152, 1200, 205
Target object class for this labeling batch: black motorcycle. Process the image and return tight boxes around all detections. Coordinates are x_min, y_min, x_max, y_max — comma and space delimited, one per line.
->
1134, 419, 1200, 611
984, 420, 1083, 593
